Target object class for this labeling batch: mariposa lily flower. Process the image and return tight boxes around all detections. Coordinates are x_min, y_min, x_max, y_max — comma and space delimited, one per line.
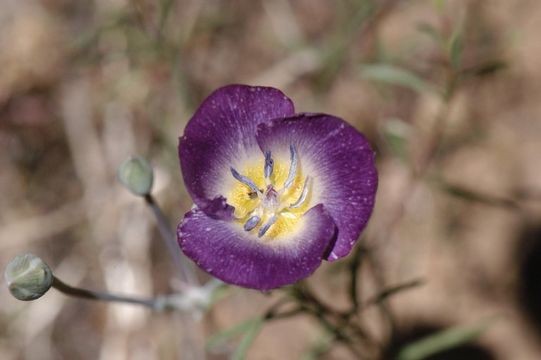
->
177, 85, 377, 290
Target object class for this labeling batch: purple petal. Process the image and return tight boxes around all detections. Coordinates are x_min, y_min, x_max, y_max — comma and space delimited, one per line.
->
179, 85, 295, 218
256, 113, 378, 261
198, 196, 236, 221
177, 204, 336, 290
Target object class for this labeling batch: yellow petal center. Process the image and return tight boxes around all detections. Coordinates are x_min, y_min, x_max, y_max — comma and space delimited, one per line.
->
226, 153, 311, 240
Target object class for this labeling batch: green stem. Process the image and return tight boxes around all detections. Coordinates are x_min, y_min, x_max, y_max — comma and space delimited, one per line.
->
52, 276, 159, 309
348, 244, 365, 313
144, 194, 198, 285
362, 278, 424, 309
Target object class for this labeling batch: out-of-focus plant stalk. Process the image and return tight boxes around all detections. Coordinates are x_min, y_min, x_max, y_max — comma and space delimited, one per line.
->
144, 193, 198, 286
289, 283, 378, 359
5, 254, 208, 311
118, 156, 198, 286
52, 276, 159, 309
50, 274, 222, 313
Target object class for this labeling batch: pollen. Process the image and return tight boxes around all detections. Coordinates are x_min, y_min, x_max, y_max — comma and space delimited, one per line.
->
227, 145, 312, 240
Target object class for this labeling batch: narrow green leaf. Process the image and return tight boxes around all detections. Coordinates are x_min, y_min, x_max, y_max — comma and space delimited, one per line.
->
360, 64, 435, 94
206, 318, 263, 351
301, 332, 334, 360
439, 181, 519, 209
231, 318, 265, 360
462, 60, 508, 78
398, 322, 492, 360
382, 118, 412, 162
433, 0, 446, 14
448, 27, 463, 70
416, 23, 444, 45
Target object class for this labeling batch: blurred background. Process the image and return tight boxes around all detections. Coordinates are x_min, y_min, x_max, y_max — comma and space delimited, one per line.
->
1, 0, 541, 359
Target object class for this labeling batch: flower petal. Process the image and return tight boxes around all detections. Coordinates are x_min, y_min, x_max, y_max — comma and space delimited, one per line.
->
177, 204, 336, 290
179, 85, 295, 218
256, 113, 378, 261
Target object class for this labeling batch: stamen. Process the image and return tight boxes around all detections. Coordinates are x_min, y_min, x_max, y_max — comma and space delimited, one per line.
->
289, 176, 311, 209
258, 215, 278, 238
283, 144, 298, 190
230, 167, 260, 194
230, 143, 311, 237
244, 215, 261, 231
264, 151, 274, 179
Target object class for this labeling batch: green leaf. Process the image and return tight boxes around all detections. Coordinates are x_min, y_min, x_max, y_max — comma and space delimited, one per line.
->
447, 26, 463, 70
382, 118, 412, 162
231, 318, 264, 360
438, 181, 519, 209
433, 0, 446, 14
301, 332, 334, 360
462, 60, 508, 78
398, 321, 492, 360
416, 23, 444, 45
360, 64, 436, 94
206, 318, 263, 351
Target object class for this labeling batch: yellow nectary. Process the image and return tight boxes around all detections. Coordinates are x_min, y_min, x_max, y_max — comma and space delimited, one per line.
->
226, 154, 312, 240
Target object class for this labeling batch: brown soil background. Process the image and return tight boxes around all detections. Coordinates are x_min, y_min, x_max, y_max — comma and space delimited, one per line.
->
1, 0, 541, 359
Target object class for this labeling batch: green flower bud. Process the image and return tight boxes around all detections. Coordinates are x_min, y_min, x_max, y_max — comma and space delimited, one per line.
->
5, 253, 53, 301
118, 156, 154, 196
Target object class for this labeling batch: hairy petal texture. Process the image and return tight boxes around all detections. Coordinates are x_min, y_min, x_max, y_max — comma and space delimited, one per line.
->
177, 204, 336, 290
179, 85, 295, 218
256, 113, 378, 261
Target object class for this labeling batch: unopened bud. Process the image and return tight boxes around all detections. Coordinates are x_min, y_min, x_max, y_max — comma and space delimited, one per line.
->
5, 254, 53, 301
118, 156, 154, 196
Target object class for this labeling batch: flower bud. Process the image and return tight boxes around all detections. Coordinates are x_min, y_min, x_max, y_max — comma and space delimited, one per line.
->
118, 156, 154, 196
5, 253, 53, 301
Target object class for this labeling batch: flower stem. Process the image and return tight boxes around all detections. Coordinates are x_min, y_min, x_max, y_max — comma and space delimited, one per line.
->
52, 276, 159, 309
143, 194, 198, 286
348, 244, 365, 314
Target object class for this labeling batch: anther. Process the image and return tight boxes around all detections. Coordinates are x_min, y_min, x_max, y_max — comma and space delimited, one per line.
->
283, 144, 298, 190
264, 151, 274, 179
244, 215, 261, 231
230, 167, 260, 194
289, 177, 311, 209
258, 215, 278, 238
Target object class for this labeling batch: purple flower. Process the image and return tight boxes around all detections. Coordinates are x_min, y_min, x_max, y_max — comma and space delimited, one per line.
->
177, 85, 377, 290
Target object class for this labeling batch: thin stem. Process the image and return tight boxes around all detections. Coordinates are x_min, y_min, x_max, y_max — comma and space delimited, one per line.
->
437, 180, 522, 210
365, 249, 397, 340
268, 307, 304, 320
362, 278, 424, 309
348, 244, 365, 314
52, 276, 158, 309
290, 283, 376, 352
156, 0, 175, 41
299, 303, 372, 359
144, 194, 198, 286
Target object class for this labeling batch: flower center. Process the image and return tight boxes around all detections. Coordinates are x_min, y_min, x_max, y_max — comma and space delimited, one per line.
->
228, 145, 312, 239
